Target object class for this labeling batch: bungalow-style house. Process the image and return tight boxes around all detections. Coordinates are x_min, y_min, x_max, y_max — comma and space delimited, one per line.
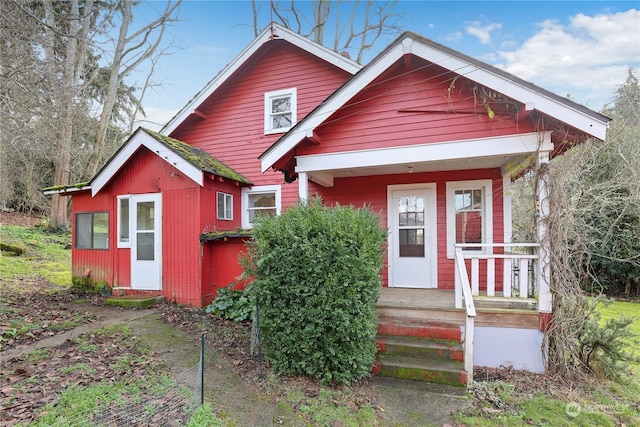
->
47, 24, 610, 385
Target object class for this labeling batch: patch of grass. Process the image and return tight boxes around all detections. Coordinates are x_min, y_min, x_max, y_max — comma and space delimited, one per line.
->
0, 224, 71, 287
186, 403, 224, 427
26, 348, 51, 362
284, 385, 376, 426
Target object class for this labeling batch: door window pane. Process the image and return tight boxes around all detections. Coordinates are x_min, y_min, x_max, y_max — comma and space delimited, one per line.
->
136, 232, 154, 261
137, 202, 154, 230
399, 229, 425, 257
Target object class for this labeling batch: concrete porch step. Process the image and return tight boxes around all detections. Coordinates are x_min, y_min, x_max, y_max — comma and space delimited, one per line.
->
104, 294, 165, 309
377, 317, 462, 342
377, 335, 463, 362
378, 355, 466, 387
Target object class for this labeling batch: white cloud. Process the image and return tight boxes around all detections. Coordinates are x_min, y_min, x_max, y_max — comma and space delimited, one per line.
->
443, 31, 463, 42
466, 21, 502, 44
495, 9, 640, 109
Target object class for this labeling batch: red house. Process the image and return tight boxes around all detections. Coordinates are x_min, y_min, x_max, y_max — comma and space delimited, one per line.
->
48, 24, 610, 385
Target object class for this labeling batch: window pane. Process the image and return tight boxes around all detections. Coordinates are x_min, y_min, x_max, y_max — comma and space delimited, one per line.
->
272, 113, 291, 129
217, 193, 232, 220
455, 211, 482, 244
271, 96, 291, 113
249, 208, 276, 223
119, 198, 129, 242
93, 213, 109, 249
137, 232, 154, 261
137, 202, 154, 230
399, 229, 424, 257
249, 193, 275, 209
76, 213, 92, 249
398, 196, 424, 226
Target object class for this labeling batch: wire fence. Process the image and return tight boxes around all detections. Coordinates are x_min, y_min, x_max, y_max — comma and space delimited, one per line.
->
37, 336, 205, 427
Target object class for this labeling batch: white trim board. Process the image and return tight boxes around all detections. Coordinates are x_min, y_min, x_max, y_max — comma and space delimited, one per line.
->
295, 132, 553, 175
162, 24, 361, 136
91, 129, 203, 197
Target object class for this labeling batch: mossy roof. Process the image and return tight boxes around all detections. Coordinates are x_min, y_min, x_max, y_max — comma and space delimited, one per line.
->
200, 228, 253, 242
140, 128, 252, 185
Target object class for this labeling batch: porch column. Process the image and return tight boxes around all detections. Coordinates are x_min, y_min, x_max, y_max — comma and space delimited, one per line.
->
503, 173, 513, 243
536, 151, 552, 313
298, 172, 309, 201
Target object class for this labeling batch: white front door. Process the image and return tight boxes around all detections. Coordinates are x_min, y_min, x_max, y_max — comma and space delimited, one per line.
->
130, 193, 162, 290
388, 185, 436, 288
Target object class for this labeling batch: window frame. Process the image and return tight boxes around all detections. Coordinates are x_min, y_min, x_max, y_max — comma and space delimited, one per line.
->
75, 211, 110, 250
216, 192, 233, 221
117, 196, 130, 248
446, 180, 493, 258
241, 185, 281, 228
264, 88, 297, 134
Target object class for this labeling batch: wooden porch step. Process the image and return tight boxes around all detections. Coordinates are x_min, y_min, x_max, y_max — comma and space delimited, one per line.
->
377, 355, 466, 387
377, 335, 463, 362
377, 317, 461, 342
473, 295, 538, 311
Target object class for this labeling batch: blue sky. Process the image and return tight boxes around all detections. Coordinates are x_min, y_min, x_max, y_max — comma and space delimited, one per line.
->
130, 1, 640, 130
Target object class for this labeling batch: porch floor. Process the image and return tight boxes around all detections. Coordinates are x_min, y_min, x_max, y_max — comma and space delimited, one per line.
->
377, 287, 541, 329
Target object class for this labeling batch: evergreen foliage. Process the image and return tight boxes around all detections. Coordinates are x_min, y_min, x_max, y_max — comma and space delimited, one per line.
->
246, 198, 387, 384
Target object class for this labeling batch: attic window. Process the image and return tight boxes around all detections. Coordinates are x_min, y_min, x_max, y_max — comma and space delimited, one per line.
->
264, 88, 297, 134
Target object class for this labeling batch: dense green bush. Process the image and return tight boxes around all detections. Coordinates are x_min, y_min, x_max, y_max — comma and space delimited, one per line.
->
247, 198, 387, 384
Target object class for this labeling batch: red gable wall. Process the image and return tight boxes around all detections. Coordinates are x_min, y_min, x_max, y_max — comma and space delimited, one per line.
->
298, 56, 537, 157
170, 40, 353, 209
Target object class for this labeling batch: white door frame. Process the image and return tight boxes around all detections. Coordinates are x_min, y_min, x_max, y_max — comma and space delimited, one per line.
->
130, 193, 162, 290
387, 183, 437, 288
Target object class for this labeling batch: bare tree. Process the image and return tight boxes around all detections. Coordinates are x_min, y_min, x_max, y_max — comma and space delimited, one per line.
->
252, 0, 403, 63
85, 0, 181, 179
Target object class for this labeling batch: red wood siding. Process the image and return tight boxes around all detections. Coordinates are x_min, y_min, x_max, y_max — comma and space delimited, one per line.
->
170, 40, 352, 212
310, 168, 505, 289
71, 148, 249, 307
298, 57, 537, 157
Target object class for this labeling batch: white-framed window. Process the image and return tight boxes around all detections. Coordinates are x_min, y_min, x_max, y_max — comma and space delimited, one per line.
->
264, 88, 297, 134
117, 196, 130, 248
446, 180, 493, 257
76, 212, 109, 250
217, 192, 233, 220
241, 185, 281, 228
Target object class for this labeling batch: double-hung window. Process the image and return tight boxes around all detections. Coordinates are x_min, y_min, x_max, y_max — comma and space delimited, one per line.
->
264, 88, 297, 134
76, 212, 109, 249
241, 185, 281, 228
446, 180, 493, 257
217, 192, 233, 220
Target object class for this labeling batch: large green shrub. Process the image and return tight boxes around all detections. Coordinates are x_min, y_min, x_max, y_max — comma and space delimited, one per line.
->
248, 198, 387, 384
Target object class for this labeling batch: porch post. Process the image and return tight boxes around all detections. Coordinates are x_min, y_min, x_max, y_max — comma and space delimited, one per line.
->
298, 172, 309, 201
536, 151, 552, 313
503, 173, 513, 243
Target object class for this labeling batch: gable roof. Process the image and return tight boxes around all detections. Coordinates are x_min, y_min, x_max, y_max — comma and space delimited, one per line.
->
44, 127, 251, 197
162, 23, 362, 136
260, 31, 611, 173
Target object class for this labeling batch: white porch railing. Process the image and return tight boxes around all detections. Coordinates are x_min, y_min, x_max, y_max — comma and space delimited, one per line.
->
454, 247, 476, 388
454, 243, 540, 310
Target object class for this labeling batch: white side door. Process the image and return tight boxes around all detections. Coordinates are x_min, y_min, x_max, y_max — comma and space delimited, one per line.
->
130, 193, 162, 290
388, 185, 436, 288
